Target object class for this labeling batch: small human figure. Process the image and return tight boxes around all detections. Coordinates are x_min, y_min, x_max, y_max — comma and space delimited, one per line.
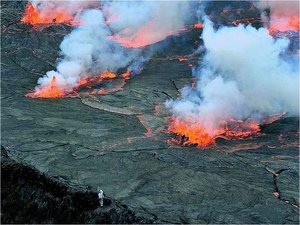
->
98, 190, 104, 207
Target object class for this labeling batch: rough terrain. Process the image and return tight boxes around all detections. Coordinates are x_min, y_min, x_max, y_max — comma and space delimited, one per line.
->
1, 1, 299, 223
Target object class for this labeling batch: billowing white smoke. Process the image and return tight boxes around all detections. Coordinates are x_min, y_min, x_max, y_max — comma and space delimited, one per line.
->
255, 0, 299, 17
28, 0, 98, 18
29, 0, 193, 94
104, 1, 193, 47
254, 0, 299, 32
166, 18, 299, 137
37, 9, 143, 92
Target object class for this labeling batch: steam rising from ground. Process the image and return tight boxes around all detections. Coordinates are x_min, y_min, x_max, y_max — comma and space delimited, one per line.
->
105, 1, 192, 48
22, 0, 99, 25
255, 0, 299, 33
166, 18, 299, 143
37, 9, 143, 94
28, 0, 96, 13
27, 0, 192, 96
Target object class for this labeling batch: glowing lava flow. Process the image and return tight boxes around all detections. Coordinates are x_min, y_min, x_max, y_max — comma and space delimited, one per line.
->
77, 71, 117, 88
26, 70, 131, 98
79, 70, 131, 95
268, 15, 299, 34
108, 21, 166, 48
168, 113, 285, 147
109, 22, 205, 48
194, 23, 204, 29
26, 76, 65, 98
21, 2, 79, 26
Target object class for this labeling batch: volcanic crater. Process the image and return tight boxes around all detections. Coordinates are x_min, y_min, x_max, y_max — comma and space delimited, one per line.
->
1, 1, 299, 224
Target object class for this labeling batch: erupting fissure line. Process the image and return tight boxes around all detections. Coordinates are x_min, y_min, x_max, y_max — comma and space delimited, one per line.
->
22, 2, 80, 26
168, 112, 287, 147
26, 70, 132, 98
168, 117, 261, 147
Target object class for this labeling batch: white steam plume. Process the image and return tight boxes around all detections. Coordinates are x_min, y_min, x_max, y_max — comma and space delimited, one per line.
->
255, 0, 299, 17
28, 0, 99, 17
36, 8, 143, 93
166, 18, 299, 137
254, 0, 299, 32
104, 1, 193, 47
28, 0, 193, 95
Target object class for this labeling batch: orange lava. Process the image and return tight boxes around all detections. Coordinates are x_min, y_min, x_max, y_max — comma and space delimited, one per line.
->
268, 15, 299, 34
108, 21, 166, 48
178, 57, 188, 62
168, 117, 219, 147
263, 112, 286, 125
120, 69, 131, 79
26, 76, 65, 98
231, 18, 260, 26
109, 22, 204, 48
77, 71, 117, 88
168, 113, 288, 147
21, 2, 78, 26
194, 23, 204, 29
26, 70, 131, 99
83, 70, 131, 95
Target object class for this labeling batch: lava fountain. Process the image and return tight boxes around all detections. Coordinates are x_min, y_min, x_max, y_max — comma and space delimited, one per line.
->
26, 75, 65, 98
26, 70, 131, 98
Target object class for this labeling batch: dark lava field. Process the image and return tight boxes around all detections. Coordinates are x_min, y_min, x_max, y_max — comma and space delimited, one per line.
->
1, 1, 299, 224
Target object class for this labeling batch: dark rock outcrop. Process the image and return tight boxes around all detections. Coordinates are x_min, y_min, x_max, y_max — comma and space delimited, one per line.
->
1, 147, 150, 224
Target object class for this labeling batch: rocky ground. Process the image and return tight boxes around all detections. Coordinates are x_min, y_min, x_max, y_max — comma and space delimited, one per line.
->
1, 1, 299, 223
1, 147, 149, 223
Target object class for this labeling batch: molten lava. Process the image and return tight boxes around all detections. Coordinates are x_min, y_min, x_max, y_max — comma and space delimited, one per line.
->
21, 2, 78, 26
26, 70, 131, 99
77, 71, 117, 88
109, 22, 204, 48
178, 57, 188, 62
168, 117, 219, 147
268, 15, 299, 34
194, 23, 204, 29
80, 70, 130, 95
108, 21, 167, 48
168, 113, 286, 147
26, 76, 65, 98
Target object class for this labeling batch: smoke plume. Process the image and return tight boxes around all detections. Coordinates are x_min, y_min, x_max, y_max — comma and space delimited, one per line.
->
26, 0, 193, 97
254, 0, 299, 33
166, 17, 299, 145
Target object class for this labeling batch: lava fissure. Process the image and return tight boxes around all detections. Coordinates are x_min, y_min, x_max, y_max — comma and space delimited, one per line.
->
265, 166, 299, 209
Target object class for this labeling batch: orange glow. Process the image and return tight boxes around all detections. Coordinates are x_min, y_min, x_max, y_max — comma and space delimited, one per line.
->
168, 117, 217, 147
263, 112, 286, 124
194, 23, 204, 29
268, 15, 299, 34
178, 57, 188, 62
121, 69, 131, 79
108, 21, 166, 48
21, 2, 79, 26
26, 76, 65, 98
109, 22, 205, 48
77, 71, 117, 88
168, 116, 265, 147
84, 79, 127, 96
26, 70, 131, 99
98, 89, 107, 94
168, 112, 286, 147
231, 18, 260, 26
